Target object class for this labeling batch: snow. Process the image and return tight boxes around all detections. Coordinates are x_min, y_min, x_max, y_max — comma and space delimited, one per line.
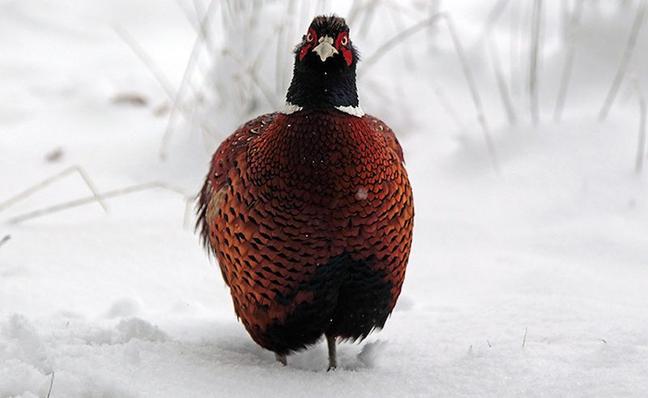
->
1, 0, 648, 397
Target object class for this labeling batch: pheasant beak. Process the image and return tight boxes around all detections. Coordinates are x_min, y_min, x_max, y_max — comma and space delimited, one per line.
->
312, 36, 338, 62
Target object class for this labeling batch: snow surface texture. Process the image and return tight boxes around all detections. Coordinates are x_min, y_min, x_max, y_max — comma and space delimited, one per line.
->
1, 0, 648, 397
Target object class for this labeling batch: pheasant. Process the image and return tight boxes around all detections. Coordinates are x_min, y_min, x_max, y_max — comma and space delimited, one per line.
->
198, 15, 414, 370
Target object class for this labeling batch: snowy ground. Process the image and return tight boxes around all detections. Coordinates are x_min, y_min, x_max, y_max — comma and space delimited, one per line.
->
1, 0, 648, 397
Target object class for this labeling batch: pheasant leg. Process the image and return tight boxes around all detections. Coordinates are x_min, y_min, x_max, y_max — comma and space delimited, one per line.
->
326, 335, 337, 371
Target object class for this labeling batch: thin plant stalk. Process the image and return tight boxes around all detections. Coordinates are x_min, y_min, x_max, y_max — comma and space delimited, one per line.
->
554, 0, 585, 122
529, 0, 543, 125
388, 3, 414, 67
0, 235, 10, 249
6, 182, 189, 225
224, 50, 280, 110
46, 373, 55, 398
0, 166, 107, 214
114, 25, 210, 129
275, 0, 297, 95
275, 23, 288, 95
434, 85, 468, 132
248, 68, 280, 110
522, 327, 528, 348
175, 0, 200, 31
560, 0, 570, 40
427, 0, 441, 52
184, 197, 195, 229
347, 0, 364, 26
362, 13, 444, 74
193, 0, 216, 53
478, 0, 511, 45
358, 0, 380, 38
509, 0, 520, 96
113, 26, 178, 100
515, 0, 529, 100
443, 14, 500, 174
635, 86, 647, 174
489, 38, 517, 125
160, 0, 217, 160
599, 0, 647, 121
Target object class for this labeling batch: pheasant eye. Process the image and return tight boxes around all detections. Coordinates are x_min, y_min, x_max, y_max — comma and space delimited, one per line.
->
306, 32, 313, 42
341, 36, 348, 46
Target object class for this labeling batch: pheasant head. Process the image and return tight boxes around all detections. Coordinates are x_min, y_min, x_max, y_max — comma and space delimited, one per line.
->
285, 15, 363, 116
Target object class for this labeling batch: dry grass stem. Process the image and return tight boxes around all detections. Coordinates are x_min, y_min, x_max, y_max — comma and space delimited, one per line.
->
46, 372, 55, 398
184, 197, 196, 229
274, 0, 295, 95
193, 0, 216, 52
175, 0, 200, 32
0, 166, 108, 214
5, 182, 188, 225
489, 38, 517, 125
478, 0, 511, 44
387, 3, 415, 66
427, 0, 441, 51
635, 85, 647, 174
434, 86, 468, 132
522, 327, 528, 348
114, 25, 210, 128
560, 0, 571, 39
554, 0, 585, 122
250, 68, 281, 109
529, 0, 543, 125
114, 26, 178, 101
0, 235, 10, 249
357, 0, 380, 38
160, 0, 217, 160
361, 13, 444, 74
347, 0, 363, 25
223, 50, 281, 110
442, 14, 500, 174
509, 1, 519, 94
599, 0, 647, 121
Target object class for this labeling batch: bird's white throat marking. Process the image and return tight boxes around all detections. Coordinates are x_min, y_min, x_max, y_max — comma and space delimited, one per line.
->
335, 105, 365, 117
281, 102, 365, 118
281, 102, 303, 114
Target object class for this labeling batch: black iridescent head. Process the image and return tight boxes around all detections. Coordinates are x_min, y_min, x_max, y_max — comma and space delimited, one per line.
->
286, 15, 360, 110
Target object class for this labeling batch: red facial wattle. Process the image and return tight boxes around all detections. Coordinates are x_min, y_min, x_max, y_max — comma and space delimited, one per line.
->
335, 32, 353, 66
299, 28, 318, 61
